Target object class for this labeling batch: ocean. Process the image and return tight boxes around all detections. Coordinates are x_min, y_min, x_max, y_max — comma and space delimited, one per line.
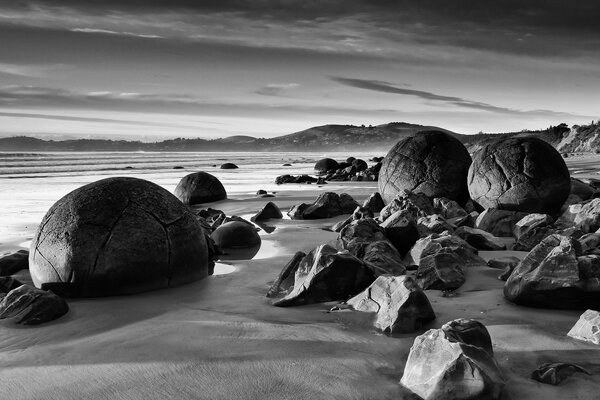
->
0, 151, 380, 245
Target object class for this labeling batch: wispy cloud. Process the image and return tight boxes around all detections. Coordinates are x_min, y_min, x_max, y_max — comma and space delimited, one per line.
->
70, 28, 162, 39
255, 83, 300, 97
331, 76, 594, 119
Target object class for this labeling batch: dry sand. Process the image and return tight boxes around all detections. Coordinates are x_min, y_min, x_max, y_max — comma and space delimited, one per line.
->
2, 158, 600, 399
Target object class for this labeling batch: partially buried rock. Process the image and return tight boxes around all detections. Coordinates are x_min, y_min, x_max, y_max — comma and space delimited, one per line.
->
174, 171, 227, 205
266, 251, 306, 298
0, 284, 68, 325
504, 234, 600, 309
567, 309, 600, 345
220, 163, 239, 169
475, 208, 528, 237
251, 202, 283, 222
211, 221, 261, 254
0, 250, 29, 276
416, 249, 466, 290
531, 363, 590, 385
273, 244, 375, 307
400, 318, 504, 400
314, 158, 339, 174
378, 131, 472, 205
468, 136, 570, 214
29, 177, 214, 297
455, 226, 506, 251
487, 256, 520, 281
347, 275, 435, 333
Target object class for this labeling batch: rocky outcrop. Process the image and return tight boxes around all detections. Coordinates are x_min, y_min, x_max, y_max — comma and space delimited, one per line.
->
559, 198, 600, 233
378, 131, 472, 205
567, 309, 600, 345
0, 284, 68, 325
273, 245, 375, 307
0, 250, 29, 276
347, 275, 435, 333
468, 136, 570, 214
400, 319, 504, 400
29, 177, 214, 297
174, 171, 227, 205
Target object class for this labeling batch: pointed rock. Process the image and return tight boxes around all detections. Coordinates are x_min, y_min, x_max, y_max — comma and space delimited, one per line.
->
251, 202, 283, 222
567, 309, 600, 345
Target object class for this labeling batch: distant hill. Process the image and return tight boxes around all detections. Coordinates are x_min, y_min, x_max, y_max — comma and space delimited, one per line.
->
0, 121, 597, 153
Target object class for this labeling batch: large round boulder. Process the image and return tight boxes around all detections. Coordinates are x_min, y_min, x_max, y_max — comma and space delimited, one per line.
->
29, 177, 212, 297
174, 171, 227, 205
314, 158, 339, 174
378, 131, 472, 205
211, 221, 261, 260
468, 136, 570, 214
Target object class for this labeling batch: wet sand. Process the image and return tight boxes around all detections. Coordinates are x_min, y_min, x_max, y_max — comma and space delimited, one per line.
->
2, 157, 600, 399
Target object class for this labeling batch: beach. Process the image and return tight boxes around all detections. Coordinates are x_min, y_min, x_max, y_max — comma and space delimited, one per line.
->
1, 152, 600, 399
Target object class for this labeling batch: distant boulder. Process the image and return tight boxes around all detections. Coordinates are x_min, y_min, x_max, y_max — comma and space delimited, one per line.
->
314, 158, 339, 174
351, 159, 368, 172
378, 131, 472, 205
174, 171, 227, 205
29, 177, 213, 297
220, 163, 239, 169
468, 136, 570, 214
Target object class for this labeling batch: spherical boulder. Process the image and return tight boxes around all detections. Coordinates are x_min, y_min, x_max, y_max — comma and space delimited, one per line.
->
174, 171, 227, 205
29, 177, 212, 297
314, 158, 339, 174
211, 221, 261, 260
378, 131, 472, 205
352, 159, 368, 172
468, 136, 570, 214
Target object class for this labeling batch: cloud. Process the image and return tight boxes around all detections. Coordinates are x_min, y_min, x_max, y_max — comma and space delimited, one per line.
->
0, 111, 187, 128
331, 76, 595, 119
255, 83, 300, 96
70, 28, 162, 38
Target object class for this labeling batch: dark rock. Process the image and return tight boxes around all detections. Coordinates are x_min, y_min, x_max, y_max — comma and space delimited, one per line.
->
379, 130, 472, 205
29, 177, 213, 297
400, 319, 504, 400
0, 277, 23, 294
338, 218, 388, 253
559, 198, 600, 233
256, 189, 267, 195
468, 136, 570, 214
361, 240, 407, 276
475, 208, 528, 237
442, 318, 494, 357
487, 256, 520, 270
407, 231, 485, 268
287, 203, 309, 220
531, 363, 590, 385
174, 172, 227, 205
504, 234, 600, 309
0, 284, 68, 325
513, 213, 554, 240
266, 251, 306, 298
352, 159, 368, 172
251, 202, 283, 222
339, 193, 360, 214
416, 249, 466, 290
282, 163, 292, 166
380, 210, 420, 255
314, 158, 339, 174
455, 226, 506, 251
362, 192, 385, 214
211, 221, 261, 249
220, 163, 239, 169
567, 309, 600, 345
570, 178, 596, 201
275, 174, 318, 184
173, 166, 184, 169
332, 216, 353, 232
433, 197, 468, 219
273, 244, 375, 307
346, 156, 356, 164
347, 275, 435, 333
417, 214, 455, 236
0, 250, 29, 276
291, 192, 357, 220
380, 190, 435, 221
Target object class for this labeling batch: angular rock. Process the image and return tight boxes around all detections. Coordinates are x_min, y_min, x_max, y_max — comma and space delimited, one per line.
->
504, 234, 600, 308
287, 203, 309, 220
266, 251, 306, 298
442, 319, 494, 357
476, 208, 528, 237
0, 284, 68, 325
567, 309, 600, 345
251, 202, 283, 222
379, 131, 472, 205
347, 275, 435, 333
0, 250, 29, 276
361, 240, 407, 276
362, 192, 385, 214
416, 250, 466, 290
293, 192, 348, 219
380, 191, 435, 221
531, 363, 591, 385
560, 198, 600, 233
417, 214, 455, 236
468, 136, 570, 214
29, 177, 213, 297
339, 193, 360, 214
400, 319, 504, 400
433, 197, 468, 219
174, 172, 227, 205
513, 213, 554, 240
380, 209, 420, 255
407, 231, 485, 268
0, 277, 23, 295
273, 244, 375, 307
455, 226, 506, 251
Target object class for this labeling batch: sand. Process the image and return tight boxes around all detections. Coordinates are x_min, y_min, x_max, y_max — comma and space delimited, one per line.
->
2, 157, 600, 399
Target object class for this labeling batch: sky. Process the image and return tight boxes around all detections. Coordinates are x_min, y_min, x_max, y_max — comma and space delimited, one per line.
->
0, 0, 599, 140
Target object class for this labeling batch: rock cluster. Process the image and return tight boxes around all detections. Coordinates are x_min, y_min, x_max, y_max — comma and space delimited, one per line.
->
288, 192, 359, 220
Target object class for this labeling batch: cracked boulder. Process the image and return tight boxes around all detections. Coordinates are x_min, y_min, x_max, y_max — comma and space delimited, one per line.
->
29, 177, 214, 297
0, 284, 68, 325
174, 171, 227, 205
567, 309, 600, 345
347, 275, 435, 333
378, 131, 472, 205
400, 319, 504, 400
504, 234, 600, 308
273, 244, 375, 307
468, 136, 571, 214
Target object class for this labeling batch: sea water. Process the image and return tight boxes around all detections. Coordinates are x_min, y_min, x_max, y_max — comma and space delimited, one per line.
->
0, 151, 380, 246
